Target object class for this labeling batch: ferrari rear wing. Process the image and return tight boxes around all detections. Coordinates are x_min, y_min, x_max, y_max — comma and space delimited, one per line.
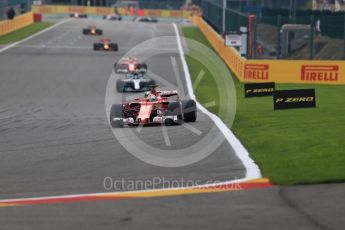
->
158, 90, 179, 97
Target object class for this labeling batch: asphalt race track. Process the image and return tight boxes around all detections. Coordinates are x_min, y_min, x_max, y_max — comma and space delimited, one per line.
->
0, 18, 344, 229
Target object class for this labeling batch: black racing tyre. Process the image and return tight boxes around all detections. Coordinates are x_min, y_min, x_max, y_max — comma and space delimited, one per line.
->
110, 43, 118, 51
182, 99, 197, 122
116, 79, 125, 92
93, 43, 99, 51
148, 79, 155, 88
97, 29, 103, 35
165, 102, 183, 125
140, 63, 148, 73
82, 29, 88, 35
110, 104, 124, 128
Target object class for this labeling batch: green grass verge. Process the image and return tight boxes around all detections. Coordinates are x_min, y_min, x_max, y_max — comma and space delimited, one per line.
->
0, 22, 53, 45
182, 26, 345, 185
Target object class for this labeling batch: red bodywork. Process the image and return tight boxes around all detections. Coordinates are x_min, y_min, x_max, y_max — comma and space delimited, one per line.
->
117, 58, 146, 73
122, 91, 178, 125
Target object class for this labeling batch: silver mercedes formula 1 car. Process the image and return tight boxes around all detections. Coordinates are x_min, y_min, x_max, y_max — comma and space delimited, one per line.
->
116, 72, 155, 92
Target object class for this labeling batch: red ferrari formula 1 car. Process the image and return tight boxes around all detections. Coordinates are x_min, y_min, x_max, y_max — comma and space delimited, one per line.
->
83, 25, 103, 35
93, 38, 118, 51
114, 57, 147, 73
110, 87, 197, 128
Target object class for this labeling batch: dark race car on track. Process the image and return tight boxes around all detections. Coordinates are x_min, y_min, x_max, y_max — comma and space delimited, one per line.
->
114, 57, 147, 73
93, 38, 118, 51
116, 72, 155, 92
83, 25, 103, 35
133, 16, 158, 23
103, 14, 122, 21
110, 86, 197, 127
70, 12, 88, 18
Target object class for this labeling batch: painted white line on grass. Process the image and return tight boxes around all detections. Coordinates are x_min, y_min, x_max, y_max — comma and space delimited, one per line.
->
0, 19, 72, 54
193, 69, 205, 91
172, 23, 262, 180
203, 101, 216, 108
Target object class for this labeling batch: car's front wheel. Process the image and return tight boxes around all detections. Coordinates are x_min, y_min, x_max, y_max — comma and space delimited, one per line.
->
110, 104, 124, 128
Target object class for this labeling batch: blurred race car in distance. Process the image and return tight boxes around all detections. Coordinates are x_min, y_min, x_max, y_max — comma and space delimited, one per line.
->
110, 86, 197, 127
114, 57, 147, 73
70, 12, 88, 18
83, 25, 103, 35
133, 16, 158, 23
103, 14, 122, 21
93, 38, 118, 51
116, 72, 155, 92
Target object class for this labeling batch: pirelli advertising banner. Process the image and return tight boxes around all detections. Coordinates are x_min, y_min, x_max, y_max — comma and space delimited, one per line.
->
273, 89, 316, 110
244, 82, 275, 97
193, 16, 345, 85
243, 61, 343, 85
32, 5, 189, 18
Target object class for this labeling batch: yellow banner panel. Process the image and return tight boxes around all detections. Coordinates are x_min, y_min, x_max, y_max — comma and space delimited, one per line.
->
193, 16, 345, 85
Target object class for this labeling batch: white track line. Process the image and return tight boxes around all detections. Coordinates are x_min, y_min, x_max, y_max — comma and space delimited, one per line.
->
172, 23, 262, 180
0, 19, 72, 53
16, 44, 91, 49
0, 21, 262, 204
182, 123, 202, 136
161, 125, 171, 146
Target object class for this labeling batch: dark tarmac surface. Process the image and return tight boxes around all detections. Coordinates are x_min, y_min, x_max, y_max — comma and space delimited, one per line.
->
0, 18, 344, 229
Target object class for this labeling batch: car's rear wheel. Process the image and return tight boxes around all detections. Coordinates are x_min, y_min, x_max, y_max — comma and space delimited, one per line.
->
165, 102, 183, 125
182, 99, 197, 122
110, 104, 124, 128
93, 43, 100, 51
111, 43, 118, 51
116, 79, 125, 92
147, 79, 155, 89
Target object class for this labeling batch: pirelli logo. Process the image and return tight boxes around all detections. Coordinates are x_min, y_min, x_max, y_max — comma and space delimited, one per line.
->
301, 65, 339, 82
244, 64, 269, 80
274, 89, 316, 110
